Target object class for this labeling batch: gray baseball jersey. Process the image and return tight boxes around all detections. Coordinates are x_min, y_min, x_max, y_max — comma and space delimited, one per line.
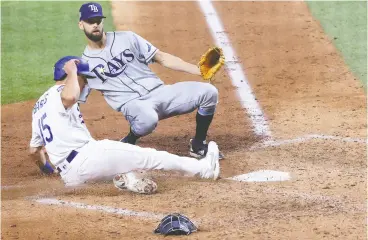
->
80, 31, 218, 137
81, 31, 163, 111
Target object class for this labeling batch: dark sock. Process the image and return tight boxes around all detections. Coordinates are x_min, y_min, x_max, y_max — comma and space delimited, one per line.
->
194, 112, 214, 142
122, 129, 140, 144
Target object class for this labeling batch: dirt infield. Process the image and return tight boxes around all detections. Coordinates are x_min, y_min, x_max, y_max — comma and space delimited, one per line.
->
2, 2, 366, 239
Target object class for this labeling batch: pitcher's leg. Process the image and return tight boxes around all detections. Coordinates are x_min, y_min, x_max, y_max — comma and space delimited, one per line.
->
78, 140, 210, 181
120, 100, 159, 144
152, 82, 218, 120
151, 82, 219, 158
191, 83, 218, 144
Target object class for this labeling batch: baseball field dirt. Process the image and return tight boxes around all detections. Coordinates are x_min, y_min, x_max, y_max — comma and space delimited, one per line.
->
2, 2, 366, 239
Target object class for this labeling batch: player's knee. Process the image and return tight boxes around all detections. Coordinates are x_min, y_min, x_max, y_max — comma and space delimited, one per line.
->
197, 84, 218, 116
201, 83, 219, 106
132, 113, 159, 136
207, 84, 219, 103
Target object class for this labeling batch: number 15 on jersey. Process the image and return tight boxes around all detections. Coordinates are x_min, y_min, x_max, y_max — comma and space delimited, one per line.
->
38, 113, 53, 145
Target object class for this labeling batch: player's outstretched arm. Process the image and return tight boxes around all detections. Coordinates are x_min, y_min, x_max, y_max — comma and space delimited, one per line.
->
153, 50, 201, 76
61, 59, 84, 109
29, 147, 56, 174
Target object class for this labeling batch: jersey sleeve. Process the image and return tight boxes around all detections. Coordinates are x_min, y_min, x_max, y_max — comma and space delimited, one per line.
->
129, 31, 158, 64
30, 121, 44, 148
78, 84, 92, 104
54, 85, 74, 114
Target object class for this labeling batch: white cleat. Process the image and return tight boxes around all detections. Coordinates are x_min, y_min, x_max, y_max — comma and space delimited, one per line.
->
113, 172, 158, 194
200, 141, 220, 180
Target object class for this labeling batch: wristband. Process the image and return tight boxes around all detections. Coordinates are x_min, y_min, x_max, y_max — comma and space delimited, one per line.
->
41, 161, 54, 174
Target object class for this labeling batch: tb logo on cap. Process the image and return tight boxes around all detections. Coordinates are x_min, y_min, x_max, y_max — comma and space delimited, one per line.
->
89, 4, 98, 12
79, 2, 105, 21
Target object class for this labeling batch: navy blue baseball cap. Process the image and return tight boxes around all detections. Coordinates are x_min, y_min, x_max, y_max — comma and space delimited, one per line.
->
79, 2, 106, 21
54, 56, 94, 81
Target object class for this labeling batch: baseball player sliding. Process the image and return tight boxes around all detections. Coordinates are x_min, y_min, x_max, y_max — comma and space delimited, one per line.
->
29, 56, 220, 194
77, 2, 225, 159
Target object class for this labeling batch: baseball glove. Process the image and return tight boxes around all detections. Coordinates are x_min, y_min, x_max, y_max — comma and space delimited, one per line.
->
198, 46, 225, 82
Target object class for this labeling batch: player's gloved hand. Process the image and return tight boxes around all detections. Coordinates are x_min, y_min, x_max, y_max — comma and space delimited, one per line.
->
198, 47, 225, 82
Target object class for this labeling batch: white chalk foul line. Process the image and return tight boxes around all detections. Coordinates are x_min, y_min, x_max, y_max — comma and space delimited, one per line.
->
250, 134, 367, 150
1, 185, 23, 190
306, 134, 366, 143
198, 0, 271, 137
34, 198, 165, 220
32, 197, 201, 226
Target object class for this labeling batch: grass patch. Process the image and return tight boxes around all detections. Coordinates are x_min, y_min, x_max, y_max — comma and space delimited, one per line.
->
307, 1, 367, 89
1, 1, 115, 104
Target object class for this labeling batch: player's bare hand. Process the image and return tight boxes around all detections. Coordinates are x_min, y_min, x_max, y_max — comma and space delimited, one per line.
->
63, 59, 80, 75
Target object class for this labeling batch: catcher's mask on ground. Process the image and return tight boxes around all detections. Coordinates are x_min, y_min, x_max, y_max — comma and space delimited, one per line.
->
154, 213, 198, 236
53, 56, 94, 81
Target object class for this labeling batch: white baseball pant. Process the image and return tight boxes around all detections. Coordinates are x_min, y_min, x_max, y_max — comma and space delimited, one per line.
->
58, 139, 207, 187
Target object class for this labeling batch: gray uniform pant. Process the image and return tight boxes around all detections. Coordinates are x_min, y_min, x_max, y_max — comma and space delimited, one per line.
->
120, 82, 218, 136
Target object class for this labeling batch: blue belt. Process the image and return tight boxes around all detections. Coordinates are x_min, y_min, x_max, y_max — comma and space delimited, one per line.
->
57, 150, 78, 173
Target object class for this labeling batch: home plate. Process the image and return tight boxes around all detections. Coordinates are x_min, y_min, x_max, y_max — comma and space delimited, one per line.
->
227, 170, 291, 182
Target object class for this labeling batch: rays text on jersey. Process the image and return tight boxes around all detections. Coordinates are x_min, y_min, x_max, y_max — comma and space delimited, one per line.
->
92, 49, 135, 82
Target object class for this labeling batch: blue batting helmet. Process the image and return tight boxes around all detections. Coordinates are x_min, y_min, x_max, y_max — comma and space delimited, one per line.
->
53, 56, 93, 81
